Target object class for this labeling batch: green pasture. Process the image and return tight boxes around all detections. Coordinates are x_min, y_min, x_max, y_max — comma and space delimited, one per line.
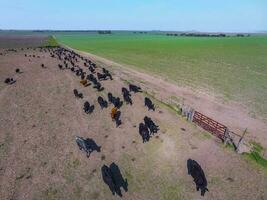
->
56, 33, 267, 119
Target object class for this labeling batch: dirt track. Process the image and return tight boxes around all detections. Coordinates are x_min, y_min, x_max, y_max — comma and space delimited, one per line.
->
0, 47, 266, 200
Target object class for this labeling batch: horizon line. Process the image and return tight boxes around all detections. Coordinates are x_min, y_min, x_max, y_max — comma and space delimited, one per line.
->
1, 29, 267, 34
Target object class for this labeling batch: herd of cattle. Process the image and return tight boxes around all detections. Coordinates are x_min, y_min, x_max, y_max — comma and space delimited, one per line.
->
2, 46, 208, 196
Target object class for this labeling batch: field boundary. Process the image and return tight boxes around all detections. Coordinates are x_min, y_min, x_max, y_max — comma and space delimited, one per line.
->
180, 106, 245, 151
192, 111, 227, 140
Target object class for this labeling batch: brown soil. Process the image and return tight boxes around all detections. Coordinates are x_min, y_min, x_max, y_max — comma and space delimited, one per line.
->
0, 47, 266, 200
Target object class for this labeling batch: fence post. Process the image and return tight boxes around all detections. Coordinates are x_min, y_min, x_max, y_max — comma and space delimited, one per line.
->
236, 128, 247, 153
188, 109, 195, 122
223, 128, 230, 145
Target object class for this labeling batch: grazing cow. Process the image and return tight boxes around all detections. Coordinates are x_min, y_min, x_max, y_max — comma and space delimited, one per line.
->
97, 72, 107, 81
108, 93, 122, 108
102, 68, 108, 74
93, 81, 104, 91
139, 123, 150, 143
81, 73, 85, 80
41, 64, 45, 68
144, 116, 159, 134
80, 79, 89, 87
15, 68, 20, 73
123, 93, 132, 105
75, 136, 101, 157
144, 97, 155, 111
83, 101, 95, 114
122, 87, 130, 97
87, 74, 98, 84
129, 84, 142, 93
58, 64, 63, 70
4, 78, 15, 85
73, 89, 83, 99
71, 67, 75, 72
98, 96, 108, 109
122, 87, 132, 104
187, 159, 209, 196
106, 73, 113, 80
108, 93, 114, 103
111, 107, 118, 120
102, 68, 113, 80
114, 111, 122, 127
88, 66, 95, 73
101, 165, 116, 195
113, 97, 123, 108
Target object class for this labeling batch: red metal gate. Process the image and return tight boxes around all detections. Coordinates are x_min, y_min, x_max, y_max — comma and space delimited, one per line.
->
193, 111, 227, 140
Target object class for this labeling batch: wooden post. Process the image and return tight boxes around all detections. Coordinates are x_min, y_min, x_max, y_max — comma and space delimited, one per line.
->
223, 128, 230, 145
188, 109, 195, 122
236, 128, 247, 153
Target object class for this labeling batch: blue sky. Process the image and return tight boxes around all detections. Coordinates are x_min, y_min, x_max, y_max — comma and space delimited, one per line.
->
0, 0, 266, 32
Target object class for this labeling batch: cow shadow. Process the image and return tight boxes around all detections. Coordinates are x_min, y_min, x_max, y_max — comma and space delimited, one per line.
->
84, 138, 101, 156
110, 163, 128, 197
115, 111, 122, 127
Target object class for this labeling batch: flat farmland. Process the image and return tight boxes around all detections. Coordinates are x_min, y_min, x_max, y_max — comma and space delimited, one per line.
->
56, 33, 267, 120
1, 37, 266, 200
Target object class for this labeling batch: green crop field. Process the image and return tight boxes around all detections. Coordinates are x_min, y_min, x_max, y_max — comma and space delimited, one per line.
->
55, 33, 267, 119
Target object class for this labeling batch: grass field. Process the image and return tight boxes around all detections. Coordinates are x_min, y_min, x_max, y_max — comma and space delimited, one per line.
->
55, 33, 267, 119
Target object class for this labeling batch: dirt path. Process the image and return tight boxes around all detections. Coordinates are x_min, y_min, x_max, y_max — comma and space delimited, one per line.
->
66, 46, 267, 149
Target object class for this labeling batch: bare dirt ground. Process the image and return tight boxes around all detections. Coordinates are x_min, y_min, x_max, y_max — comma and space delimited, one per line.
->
0, 45, 266, 200
71, 48, 267, 149
0, 35, 48, 49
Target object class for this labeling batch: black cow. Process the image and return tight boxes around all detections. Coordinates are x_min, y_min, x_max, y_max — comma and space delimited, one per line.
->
15, 68, 20, 73
114, 97, 123, 108
81, 73, 85, 80
114, 111, 122, 127
122, 87, 130, 97
102, 68, 109, 74
58, 64, 63, 70
73, 89, 83, 99
97, 72, 107, 81
98, 96, 108, 109
41, 64, 45, 68
123, 93, 132, 105
4, 78, 15, 85
187, 159, 209, 196
107, 93, 122, 108
129, 84, 142, 93
139, 123, 150, 143
106, 73, 113, 80
87, 74, 98, 84
101, 165, 116, 195
93, 81, 104, 91
144, 116, 159, 134
102, 68, 113, 80
144, 97, 155, 111
88, 66, 95, 73
75, 136, 101, 157
108, 93, 114, 103
83, 101, 95, 114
